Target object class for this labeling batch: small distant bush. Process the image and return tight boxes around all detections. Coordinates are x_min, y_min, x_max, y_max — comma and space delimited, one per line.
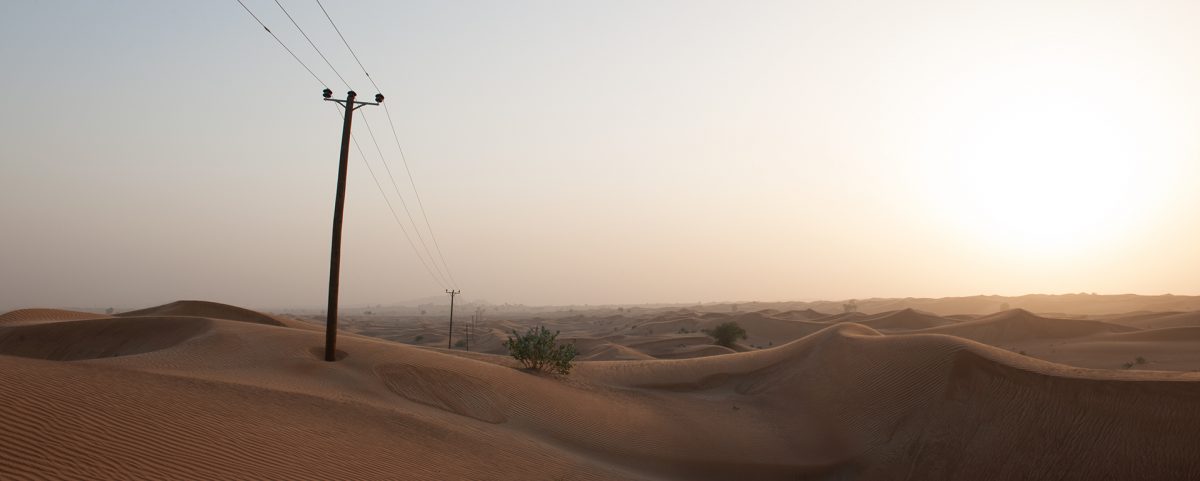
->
704, 321, 747, 348
504, 326, 578, 375
1122, 362, 1134, 369
454, 339, 467, 348
1136, 356, 1147, 365
414, 335, 424, 343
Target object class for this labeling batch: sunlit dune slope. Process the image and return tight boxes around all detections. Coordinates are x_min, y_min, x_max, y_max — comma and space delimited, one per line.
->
1, 302, 1198, 480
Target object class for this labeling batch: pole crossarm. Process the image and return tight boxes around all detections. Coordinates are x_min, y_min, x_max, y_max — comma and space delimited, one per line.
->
323, 98, 380, 109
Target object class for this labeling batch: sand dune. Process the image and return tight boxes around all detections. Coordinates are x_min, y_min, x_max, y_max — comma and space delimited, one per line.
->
915, 308, 1136, 343
855, 308, 957, 331
1093, 326, 1200, 343
774, 308, 830, 321
1108, 310, 1200, 329
0, 316, 210, 361
0, 308, 109, 324
118, 299, 288, 326
3, 301, 1199, 479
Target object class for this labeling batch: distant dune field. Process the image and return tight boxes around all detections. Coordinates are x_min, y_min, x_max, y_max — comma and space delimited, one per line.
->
2, 300, 1199, 479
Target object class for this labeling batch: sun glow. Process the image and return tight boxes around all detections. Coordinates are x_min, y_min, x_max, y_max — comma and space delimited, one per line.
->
921, 63, 1174, 257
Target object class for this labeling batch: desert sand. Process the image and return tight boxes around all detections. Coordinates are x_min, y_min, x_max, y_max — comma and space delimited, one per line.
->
2, 299, 1200, 480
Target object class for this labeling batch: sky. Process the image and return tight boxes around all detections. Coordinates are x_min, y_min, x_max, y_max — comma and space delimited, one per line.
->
2, 0, 1198, 311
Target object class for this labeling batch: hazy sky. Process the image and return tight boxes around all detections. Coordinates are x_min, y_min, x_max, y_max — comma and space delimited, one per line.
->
2, 1, 1198, 311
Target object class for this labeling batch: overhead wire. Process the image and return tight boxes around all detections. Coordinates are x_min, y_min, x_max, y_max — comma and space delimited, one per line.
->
357, 113, 456, 287
295, 0, 456, 287
330, 105, 451, 289
235, 0, 328, 88
272, 0, 352, 90
236, 0, 451, 290
315, 0, 461, 289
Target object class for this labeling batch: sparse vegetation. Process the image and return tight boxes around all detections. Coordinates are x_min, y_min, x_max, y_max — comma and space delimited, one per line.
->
1136, 356, 1147, 365
454, 339, 467, 348
704, 321, 747, 348
414, 335, 424, 343
504, 326, 578, 375
1122, 362, 1134, 369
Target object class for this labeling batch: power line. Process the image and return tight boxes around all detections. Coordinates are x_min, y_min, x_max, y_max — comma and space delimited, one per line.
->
315, 0, 380, 92
235, 0, 327, 88
358, 111, 455, 287
330, 106, 449, 289
383, 104, 461, 289
316, 0, 461, 289
272, 0, 352, 90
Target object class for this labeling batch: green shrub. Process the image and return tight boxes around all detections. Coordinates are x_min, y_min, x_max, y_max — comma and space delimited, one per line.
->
414, 335, 424, 343
704, 321, 747, 348
504, 326, 578, 375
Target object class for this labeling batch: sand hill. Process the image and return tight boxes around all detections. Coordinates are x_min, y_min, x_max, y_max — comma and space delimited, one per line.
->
1, 301, 1199, 479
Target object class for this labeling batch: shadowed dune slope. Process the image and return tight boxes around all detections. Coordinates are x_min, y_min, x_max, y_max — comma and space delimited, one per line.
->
1091, 326, 1200, 342
1, 304, 1199, 480
0, 308, 109, 324
856, 308, 956, 331
1109, 311, 1200, 329
0, 316, 211, 361
117, 300, 287, 326
724, 312, 828, 344
775, 309, 830, 321
652, 343, 737, 359
914, 308, 1136, 343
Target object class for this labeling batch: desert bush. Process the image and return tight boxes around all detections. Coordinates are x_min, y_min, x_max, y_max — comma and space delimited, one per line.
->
454, 339, 467, 348
1122, 362, 1134, 369
1136, 356, 1147, 365
414, 335, 424, 343
704, 321, 747, 348
504, 326, 578, 375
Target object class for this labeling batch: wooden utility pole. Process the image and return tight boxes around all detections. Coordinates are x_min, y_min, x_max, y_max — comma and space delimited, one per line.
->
322, 88, 382, 362
445, 289, 461, 349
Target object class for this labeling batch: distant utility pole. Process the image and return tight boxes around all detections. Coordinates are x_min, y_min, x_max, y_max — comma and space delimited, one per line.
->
322, 88, 382, 362
465, 311, 472, 352
468, 307, 483, 352
446, 289, 461, 349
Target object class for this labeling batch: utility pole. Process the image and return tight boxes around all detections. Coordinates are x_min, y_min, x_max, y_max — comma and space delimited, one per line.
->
465, 311, 472, 352
468, 307, 483, 352
446, 289, 461, 349
322, 88, 382, 362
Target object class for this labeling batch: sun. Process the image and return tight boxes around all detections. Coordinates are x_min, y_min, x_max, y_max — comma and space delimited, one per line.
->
954, 104, 1138, 250
924, 86, 1163, 257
